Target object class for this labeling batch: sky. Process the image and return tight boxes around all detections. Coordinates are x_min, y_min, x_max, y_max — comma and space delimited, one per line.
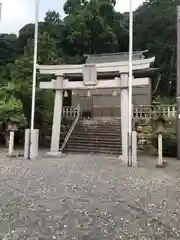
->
0, 0, 145, 34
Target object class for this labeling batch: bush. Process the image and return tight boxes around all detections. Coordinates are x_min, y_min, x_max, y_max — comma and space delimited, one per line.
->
152, 131, 176, 158
162, 131, 176, 158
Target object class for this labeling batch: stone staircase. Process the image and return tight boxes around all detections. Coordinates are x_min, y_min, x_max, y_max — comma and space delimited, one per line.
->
63, 118, 122, 155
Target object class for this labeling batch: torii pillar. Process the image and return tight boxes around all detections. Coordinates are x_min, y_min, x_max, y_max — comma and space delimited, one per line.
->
120, 73, 129, 164
50, 76, 63, 154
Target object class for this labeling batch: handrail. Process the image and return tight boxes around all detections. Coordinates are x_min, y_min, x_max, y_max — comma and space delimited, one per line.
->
60, 104, 80, 152
62, 106, 79, 118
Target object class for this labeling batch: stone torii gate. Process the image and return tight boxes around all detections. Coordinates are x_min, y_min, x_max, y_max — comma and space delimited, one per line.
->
36, 57, 155, 163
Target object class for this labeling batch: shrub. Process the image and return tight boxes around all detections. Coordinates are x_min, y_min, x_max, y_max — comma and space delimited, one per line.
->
162, 131, 176, 158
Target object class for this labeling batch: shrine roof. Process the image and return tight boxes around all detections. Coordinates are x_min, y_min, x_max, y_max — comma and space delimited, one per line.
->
84, 50, 148, 64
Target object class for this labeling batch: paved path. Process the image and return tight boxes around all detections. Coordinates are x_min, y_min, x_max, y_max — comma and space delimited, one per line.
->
0, 154, 180, 239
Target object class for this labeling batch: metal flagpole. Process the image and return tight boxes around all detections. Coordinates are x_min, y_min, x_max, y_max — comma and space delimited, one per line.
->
0, 3, 2, 23
27, 0, 39, 159
177, 6, 180, 160
30, 0, 39, 131
128, 0, 133, 166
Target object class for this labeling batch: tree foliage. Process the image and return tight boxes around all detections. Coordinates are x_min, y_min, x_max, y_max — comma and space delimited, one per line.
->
134, 0, 178, 95
0, 83, 27, 130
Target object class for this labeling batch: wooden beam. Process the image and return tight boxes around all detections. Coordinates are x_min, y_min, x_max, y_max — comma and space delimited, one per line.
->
40, 77, 149, 90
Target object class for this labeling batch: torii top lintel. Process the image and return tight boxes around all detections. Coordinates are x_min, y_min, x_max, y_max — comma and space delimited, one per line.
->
36, 57, 155, 76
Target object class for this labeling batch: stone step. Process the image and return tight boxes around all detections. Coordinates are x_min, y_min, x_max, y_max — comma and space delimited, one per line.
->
64, 141, 121, 146
64, 146, 121, 155
60, 133, 121, 140
68, 136, 122, 142
79, 122, 121, 126
71, 131, 121, 136
79, 119, 121, 125
78, 125, 121, 130
61, 127, 121, 133
75, 127, 121, 132
64, 141, 122, 148
63, 118, 122, 155
61, 127, 121, 134
76, 125, 121, 129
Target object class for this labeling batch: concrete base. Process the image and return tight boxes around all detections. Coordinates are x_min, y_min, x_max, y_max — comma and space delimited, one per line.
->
24, 129, 39, 160
46, 151, 67, 158
118, 155, 128, 164
132, 131, 137, 167
47, 151, 62, 156
7, 152, 24, 158
156, 161, 167, 168
118, 155, 123, 160
30, 129, 39, 159
24, 129, 30, 159
118, 131, 137, 167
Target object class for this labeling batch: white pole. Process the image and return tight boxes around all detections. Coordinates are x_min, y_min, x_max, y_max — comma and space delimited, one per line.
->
128, 0, 133, 166
0, 3, 2, 22
8, 131, 14, 156
158, 133, 163, 165
30, 0, 39, 131
0, 3, 2, 35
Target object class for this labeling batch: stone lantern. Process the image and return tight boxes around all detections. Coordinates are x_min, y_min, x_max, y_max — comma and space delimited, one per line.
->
153, 115, 167, 168
7, 120, 19, 132
153, 115, 166, 134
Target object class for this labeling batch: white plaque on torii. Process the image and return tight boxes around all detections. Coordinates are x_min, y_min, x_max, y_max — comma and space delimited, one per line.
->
83, 64, 97, 86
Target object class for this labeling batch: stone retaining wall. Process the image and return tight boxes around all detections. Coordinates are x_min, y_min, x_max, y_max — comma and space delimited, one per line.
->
135, 118, 176, 155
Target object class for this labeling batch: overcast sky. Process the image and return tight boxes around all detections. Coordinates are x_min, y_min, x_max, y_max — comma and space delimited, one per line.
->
1, 0, 145, 34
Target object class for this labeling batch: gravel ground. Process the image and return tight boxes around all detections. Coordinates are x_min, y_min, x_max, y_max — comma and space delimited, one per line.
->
0, 154, 180, 239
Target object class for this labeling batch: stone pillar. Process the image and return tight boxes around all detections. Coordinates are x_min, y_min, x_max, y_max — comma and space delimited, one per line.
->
24, 129, 30, 159
132, 131, 137, 166
24, 129, 39, 160
30, 129, 39, 159
120, 73, 129, 164
8, 131, 15, 156
157, 133, 163, 165
49, 76, 63, 155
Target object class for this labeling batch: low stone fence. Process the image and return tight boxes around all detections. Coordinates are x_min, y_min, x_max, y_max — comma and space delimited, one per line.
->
134, 114, 176, 156
133, 105, 177, 119
135, 119, 153, 154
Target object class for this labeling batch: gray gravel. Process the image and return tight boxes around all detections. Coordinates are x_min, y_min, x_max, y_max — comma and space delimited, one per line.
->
0, 154, 180, 239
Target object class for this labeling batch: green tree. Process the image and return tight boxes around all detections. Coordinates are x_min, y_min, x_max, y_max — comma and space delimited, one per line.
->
7, 29, 61, 127
44, 10, 62, 25
24, 32, 62, 64
0, 83, 27, 130
0, 34, 18, 65
62, 0, 126, 55
17, 22, 47, 54
134, 0, 178, 96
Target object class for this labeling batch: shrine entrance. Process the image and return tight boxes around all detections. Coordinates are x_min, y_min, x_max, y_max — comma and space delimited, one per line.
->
37, 56, 155, 164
